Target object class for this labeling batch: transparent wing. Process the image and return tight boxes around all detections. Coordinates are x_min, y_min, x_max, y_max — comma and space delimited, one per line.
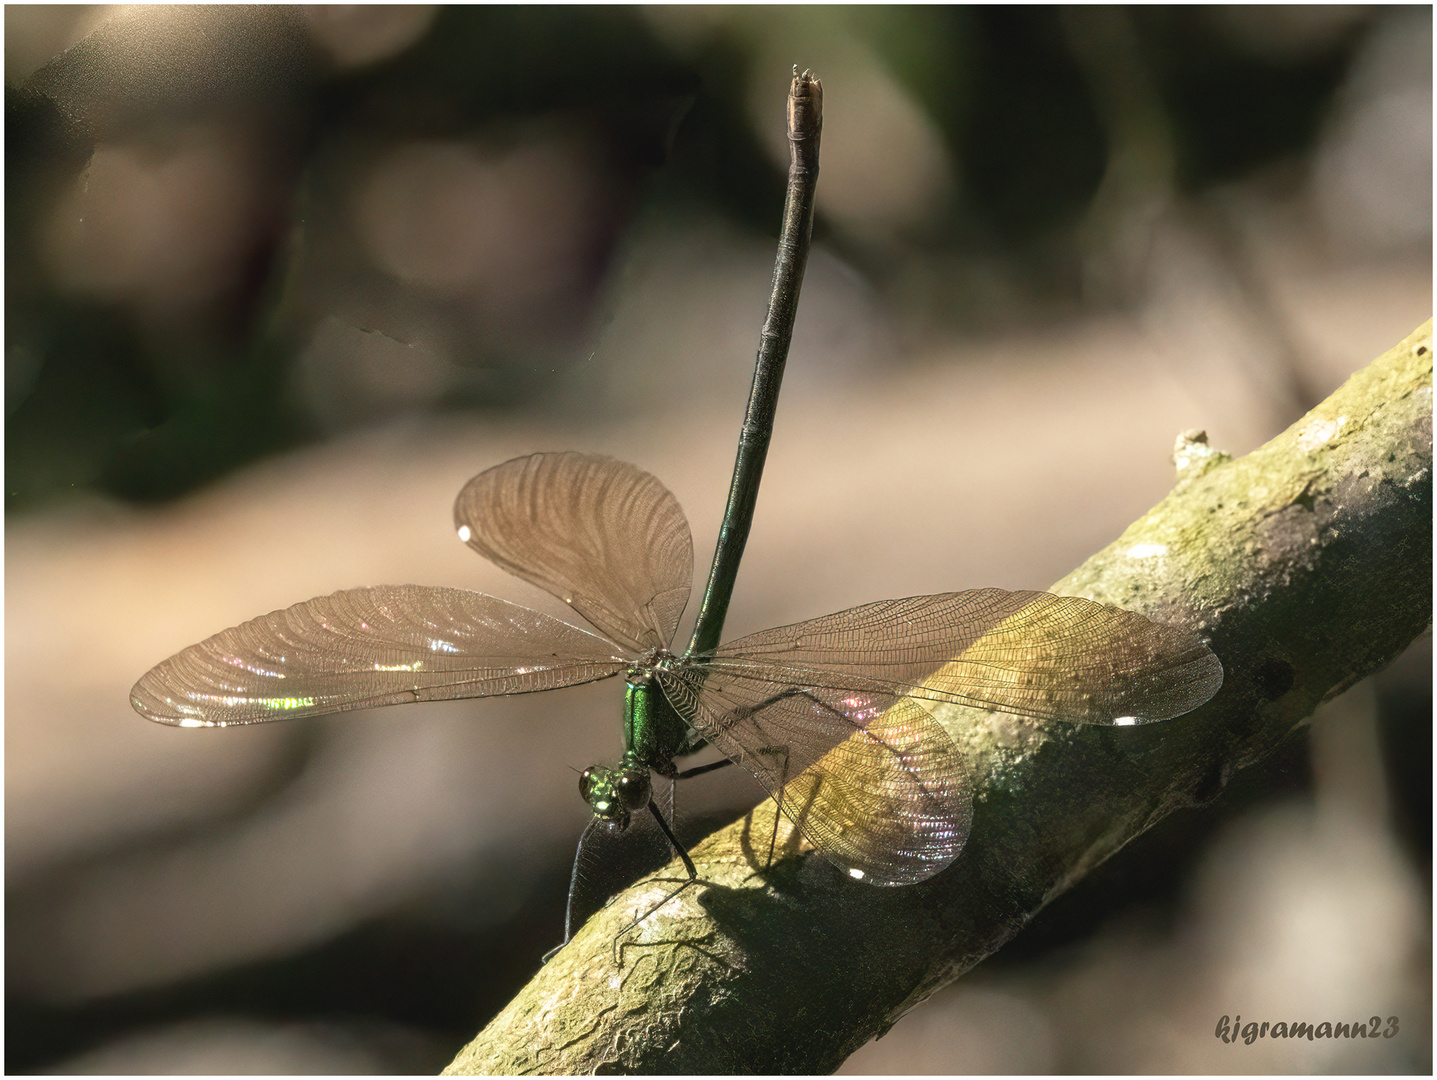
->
454, 452, 693, 653
659, 667, 971, 885
131, 585, 630, 727
704, 590, 1222, 725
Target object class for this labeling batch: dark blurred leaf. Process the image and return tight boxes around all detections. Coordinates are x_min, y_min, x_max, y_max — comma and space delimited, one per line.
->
959, 9, 1109, 238
1131, 8, 1366, 188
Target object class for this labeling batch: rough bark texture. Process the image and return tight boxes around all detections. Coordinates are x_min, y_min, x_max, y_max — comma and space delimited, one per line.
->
444, 320, 1432, 1075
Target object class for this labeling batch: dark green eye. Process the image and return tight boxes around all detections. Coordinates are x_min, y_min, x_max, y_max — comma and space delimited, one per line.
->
614, 770, 650, 811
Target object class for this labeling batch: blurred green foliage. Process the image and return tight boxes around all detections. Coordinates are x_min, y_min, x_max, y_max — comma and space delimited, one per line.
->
6, 6, 1377, 512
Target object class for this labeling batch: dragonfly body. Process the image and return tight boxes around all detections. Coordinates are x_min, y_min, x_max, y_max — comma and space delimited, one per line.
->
581, 665, 701, 830
133, 452, 1223, 920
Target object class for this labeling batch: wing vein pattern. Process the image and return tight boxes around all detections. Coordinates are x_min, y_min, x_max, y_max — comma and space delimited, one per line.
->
659, 665, 971, 885
453, 452, 693, 652
131, 585, 630, 727
703, 589, 1222, 725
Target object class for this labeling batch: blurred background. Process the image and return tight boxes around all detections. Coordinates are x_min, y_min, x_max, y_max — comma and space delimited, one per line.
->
5, 5, 1430, 1073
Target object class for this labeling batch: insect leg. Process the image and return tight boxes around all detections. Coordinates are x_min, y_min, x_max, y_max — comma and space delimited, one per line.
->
659, 756, 731, 839
673, 758, 734, 780
765, 748, 791, 870
717, 684, 882, 870
611, 797, 703, 965
647, 795, 698, 879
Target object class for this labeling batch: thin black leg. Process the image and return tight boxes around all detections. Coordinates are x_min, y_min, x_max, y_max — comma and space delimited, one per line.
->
605, 799, 707, 965
647, 796, 697, 879
674, 758, 735, 781
766, 751, 790, 869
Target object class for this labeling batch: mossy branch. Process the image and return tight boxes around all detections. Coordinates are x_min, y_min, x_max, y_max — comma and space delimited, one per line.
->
445, 320, 1432, 1075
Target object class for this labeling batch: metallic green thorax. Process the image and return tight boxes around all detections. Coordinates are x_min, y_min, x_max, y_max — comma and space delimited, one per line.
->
577, 666, 698, 830
623, 673, 690, 772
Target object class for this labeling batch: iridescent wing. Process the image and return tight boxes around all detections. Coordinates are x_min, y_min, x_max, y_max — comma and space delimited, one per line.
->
454, 453, 693, 653
651, 589, 1219, 882
659, 667, 970, 885
701, 589, 1223, 725
131, 585, 630, 727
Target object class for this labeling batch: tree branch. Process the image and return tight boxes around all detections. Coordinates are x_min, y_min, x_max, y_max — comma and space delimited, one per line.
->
444, 320, 1433, 1075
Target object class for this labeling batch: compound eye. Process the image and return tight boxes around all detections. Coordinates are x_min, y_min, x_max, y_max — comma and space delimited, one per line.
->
578, 768, 595, 800
615, 771, 650, 811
